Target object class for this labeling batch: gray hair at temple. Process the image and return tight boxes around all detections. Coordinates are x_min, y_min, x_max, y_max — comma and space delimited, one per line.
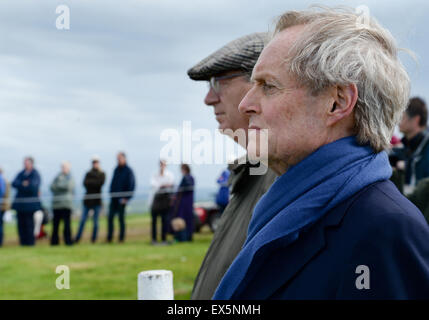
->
273, 6, 410, 152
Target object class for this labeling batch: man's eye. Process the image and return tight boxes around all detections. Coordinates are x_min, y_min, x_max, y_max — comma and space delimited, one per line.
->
262, 83, 276, 93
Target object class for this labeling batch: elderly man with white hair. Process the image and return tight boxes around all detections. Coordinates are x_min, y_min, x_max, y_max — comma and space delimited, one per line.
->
213, 7, 429, 299
50, 161, 75, 246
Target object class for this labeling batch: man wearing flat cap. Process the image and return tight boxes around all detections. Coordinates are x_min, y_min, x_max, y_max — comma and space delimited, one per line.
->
187, 32, 277, 299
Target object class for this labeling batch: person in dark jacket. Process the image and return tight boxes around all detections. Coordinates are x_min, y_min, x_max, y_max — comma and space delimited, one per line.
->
0, 167, 9, 247
11, 157, 42, 246
75, 156, 105, 243
107, 152, 135, 243
172, 164, 194, 242
50, 161, 75, 246
213, 8, 429, 299
398, 97, 429, 192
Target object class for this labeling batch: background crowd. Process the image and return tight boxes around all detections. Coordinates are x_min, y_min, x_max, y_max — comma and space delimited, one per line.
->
1, 95, 429, 249
0, 150, 226, 247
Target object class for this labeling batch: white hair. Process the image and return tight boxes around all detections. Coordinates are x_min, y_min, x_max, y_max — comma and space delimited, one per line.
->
274, 6, 411, 152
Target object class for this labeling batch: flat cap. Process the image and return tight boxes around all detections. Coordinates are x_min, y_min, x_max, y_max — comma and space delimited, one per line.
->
187, 32, 270, 81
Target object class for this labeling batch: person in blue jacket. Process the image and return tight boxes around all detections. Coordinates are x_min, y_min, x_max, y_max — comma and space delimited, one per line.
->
213, 7, 429, 299
107, 152, 135, 243
11, 157, 42, 246
215, 169, 230, 213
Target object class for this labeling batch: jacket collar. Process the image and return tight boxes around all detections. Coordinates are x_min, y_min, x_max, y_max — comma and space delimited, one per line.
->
228, 155, 268, 195
235, 189, 358, 299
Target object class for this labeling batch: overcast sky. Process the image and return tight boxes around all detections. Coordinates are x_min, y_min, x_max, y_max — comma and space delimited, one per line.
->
0, 0, 428, 200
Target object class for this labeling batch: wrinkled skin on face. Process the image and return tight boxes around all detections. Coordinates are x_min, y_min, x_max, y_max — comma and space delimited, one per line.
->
239, 25, 356, 175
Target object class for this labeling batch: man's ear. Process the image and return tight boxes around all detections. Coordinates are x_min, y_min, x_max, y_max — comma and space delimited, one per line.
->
413, 115, 422, 128
327, 83, 358, 127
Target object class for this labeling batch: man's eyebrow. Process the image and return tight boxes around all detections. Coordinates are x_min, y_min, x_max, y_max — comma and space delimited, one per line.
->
251, 71, 280, 84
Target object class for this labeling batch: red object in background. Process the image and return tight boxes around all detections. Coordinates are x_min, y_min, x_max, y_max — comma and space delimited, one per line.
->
37, 225, 48, 239
194, 206, 208, 225
391, 135, 401, 146
193, 202, 222, 233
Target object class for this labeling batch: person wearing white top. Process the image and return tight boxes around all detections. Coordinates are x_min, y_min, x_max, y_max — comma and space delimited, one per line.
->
149, 160, 174, 244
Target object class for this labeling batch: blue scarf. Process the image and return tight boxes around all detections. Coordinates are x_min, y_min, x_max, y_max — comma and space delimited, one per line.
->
213, 136, 392, 299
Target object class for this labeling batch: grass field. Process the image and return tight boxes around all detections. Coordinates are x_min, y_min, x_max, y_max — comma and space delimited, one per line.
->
0, 212, 213, 300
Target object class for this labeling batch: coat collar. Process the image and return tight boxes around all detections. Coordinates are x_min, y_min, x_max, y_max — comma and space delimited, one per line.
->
228, 155, 270, 195
233, 189, 360, 299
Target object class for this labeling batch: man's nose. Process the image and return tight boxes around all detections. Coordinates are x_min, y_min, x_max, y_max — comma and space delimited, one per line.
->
238, 86, 260, 115
204, 87, 220, 106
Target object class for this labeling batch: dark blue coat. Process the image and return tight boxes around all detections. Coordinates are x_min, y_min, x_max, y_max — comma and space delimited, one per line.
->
109, 164, 135, 202
234, 180, 429, 299
11, 169, 42, 213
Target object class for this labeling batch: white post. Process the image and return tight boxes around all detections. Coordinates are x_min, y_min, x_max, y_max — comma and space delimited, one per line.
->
137, 270, 174, 300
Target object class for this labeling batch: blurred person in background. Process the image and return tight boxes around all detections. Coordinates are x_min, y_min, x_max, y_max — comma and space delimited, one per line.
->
75, 156, 105, 244
12, 156, 42, 246
215, 168, 230, 214
0, 167, 10, 247
149, 159, 174, 245
187, 32, 277, 299
171, 164, 194, 242
398, 97, 429, 193
50, 161, 75, 246
107, 152, 135, 243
